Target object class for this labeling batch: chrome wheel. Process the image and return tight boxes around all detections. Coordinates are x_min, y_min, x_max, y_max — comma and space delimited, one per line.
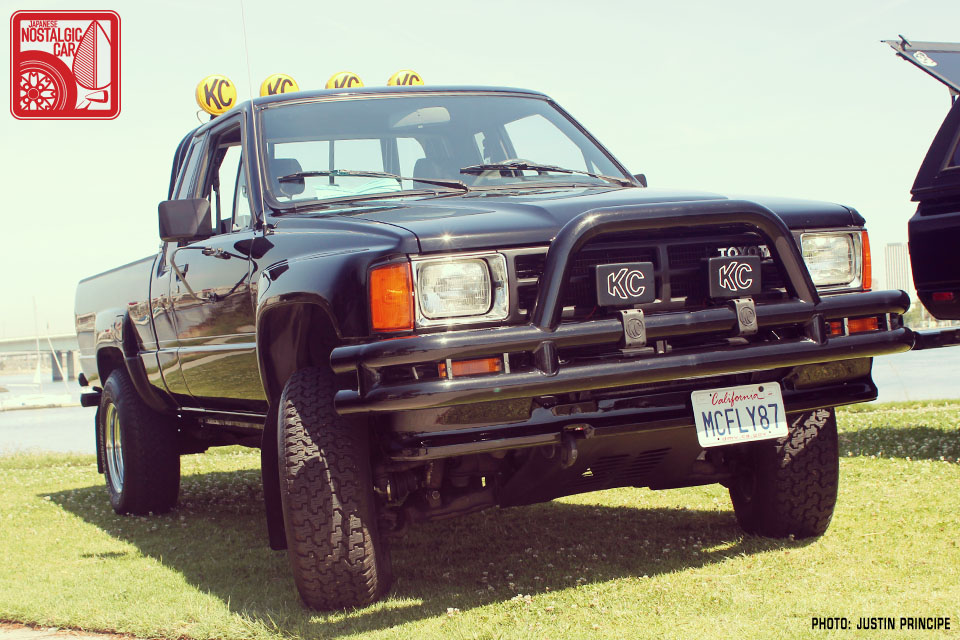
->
103, 402, 124, 494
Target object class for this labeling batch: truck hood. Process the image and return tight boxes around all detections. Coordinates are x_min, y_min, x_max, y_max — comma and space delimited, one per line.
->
340, 186, 860, 253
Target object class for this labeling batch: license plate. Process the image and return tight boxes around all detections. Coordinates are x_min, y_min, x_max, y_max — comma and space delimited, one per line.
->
691, 382, 788, 447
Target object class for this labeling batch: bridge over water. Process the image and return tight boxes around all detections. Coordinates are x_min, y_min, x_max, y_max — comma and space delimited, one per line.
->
0, 334, 80, 381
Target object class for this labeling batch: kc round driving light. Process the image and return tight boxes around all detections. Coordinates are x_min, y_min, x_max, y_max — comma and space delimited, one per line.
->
800, 231, 863, 289
418, 260, 491, 319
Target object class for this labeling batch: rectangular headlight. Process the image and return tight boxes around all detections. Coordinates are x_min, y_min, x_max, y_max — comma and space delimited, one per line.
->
800, 231, 862, 289
414, 254, 508, 325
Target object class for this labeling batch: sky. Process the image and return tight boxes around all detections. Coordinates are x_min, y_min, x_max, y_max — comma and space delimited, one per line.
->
2, 0, 959, 338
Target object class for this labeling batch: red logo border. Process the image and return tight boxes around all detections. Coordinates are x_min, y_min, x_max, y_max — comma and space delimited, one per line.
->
10, 9, 121, 120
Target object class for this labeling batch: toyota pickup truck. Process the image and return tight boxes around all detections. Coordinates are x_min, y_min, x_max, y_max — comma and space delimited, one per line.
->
75, 82, 914, 610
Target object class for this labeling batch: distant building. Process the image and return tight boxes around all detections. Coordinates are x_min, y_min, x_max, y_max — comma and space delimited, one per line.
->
885, 243, 913, 296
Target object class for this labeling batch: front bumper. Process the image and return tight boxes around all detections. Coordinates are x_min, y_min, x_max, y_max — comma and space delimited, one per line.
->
332, 290, 912, 415
330, 200, 913, 459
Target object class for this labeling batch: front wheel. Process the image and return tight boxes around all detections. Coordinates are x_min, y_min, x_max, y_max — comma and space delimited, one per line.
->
98, 368, 180, 514
277, 367, 392, 610
729, 407, 839, 538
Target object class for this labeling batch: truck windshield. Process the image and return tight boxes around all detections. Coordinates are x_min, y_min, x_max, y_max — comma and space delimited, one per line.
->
258, 93, 630, 209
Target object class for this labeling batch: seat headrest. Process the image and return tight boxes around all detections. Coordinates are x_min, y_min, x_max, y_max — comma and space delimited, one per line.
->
272, 157, 304, 196
413, 157, 444, 189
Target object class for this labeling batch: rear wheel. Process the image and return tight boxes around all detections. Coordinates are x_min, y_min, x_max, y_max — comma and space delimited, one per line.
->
729, 407, 839, 538
277, 367, 392, 610
98, 368, 180, 515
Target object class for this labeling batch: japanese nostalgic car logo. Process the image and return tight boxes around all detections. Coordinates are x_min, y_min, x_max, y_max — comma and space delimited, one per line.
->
11, 10, 120, 119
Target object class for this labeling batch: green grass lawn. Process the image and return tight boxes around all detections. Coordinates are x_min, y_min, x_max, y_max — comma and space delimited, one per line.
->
1, 402, 958, 639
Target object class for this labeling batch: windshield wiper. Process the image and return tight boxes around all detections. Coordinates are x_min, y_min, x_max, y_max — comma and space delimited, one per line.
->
277, 169, 470, 192
459, 161, 632, 187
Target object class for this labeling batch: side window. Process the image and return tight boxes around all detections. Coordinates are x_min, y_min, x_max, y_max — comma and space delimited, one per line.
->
174, 137, 205, 199
397, 137, 426, 176
196, 121, 243, 234
503, 114, 588, 171
234, 161, 252, 229
335, 139, 384, 171
474, 130, 508, 164
269, 138, 391, 201
212, 145, 241, 231
274, 140, 329, 173
949, 133, 960, 169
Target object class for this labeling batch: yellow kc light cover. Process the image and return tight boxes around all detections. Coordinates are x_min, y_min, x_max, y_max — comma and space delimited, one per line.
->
260, 74, 299, 97
325, 71, 364, 89
195, 74, 237, 116
387, 70, 424, 86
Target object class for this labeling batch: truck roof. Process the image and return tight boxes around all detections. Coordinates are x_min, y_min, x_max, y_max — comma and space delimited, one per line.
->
191, 85, 550, 135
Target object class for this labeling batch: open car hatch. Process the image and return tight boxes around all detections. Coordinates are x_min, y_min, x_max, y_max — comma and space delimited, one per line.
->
884, 37, 960, 95
886, 38, 960, 319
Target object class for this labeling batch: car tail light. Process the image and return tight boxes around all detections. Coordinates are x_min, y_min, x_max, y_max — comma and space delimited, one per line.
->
438, 357, 503, 378
932, 291, 956, 302
861, 230, 872, 291
369, 262, 413, 332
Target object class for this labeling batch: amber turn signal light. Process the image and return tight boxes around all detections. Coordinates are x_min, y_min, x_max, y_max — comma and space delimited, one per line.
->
847, 317, 879, 334
861, 230, 872, 291
827, 321, 844, 337
369, 262, 413, 332
438, 357, 503, 378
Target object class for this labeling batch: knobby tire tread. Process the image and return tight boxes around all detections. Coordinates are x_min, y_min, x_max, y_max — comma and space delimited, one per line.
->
100, 368, 180, 515
731, 408, 839, 538
278, 367, 390, 610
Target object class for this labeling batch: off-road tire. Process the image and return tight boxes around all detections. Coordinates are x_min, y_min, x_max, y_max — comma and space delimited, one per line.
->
729, 407, 839, 538
98, 368, 180, 515
277, 367, 392, 610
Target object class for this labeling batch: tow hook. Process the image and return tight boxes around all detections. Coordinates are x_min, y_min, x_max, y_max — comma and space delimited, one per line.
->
560, 423, 593, 469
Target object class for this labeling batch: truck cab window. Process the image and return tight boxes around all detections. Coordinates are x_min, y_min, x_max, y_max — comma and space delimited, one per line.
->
397, 137, 426, 176
198, 123, 242, 234
173, 137, 205, 199
234, 160, 252, 230
503, 114, 591, 172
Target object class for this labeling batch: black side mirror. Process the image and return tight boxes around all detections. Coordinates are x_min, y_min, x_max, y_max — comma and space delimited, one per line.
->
158, 199, 212, 242
633, 173, 648, 188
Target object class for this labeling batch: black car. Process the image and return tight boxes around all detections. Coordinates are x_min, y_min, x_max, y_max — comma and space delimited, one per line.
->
75, 82, 913, 610
885, 38, 960, 320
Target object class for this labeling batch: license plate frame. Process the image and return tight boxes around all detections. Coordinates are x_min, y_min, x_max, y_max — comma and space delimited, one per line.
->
691, 382, 788, 447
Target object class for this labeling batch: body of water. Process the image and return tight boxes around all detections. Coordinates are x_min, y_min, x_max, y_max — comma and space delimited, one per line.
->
1, 349, 959, 454
871, 348, 960, 402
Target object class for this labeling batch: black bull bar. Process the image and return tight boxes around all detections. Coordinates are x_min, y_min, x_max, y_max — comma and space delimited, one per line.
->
331, 200, 914, 414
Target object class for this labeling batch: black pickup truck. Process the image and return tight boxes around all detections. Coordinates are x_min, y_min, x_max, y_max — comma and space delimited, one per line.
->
75, 84, 913, 610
